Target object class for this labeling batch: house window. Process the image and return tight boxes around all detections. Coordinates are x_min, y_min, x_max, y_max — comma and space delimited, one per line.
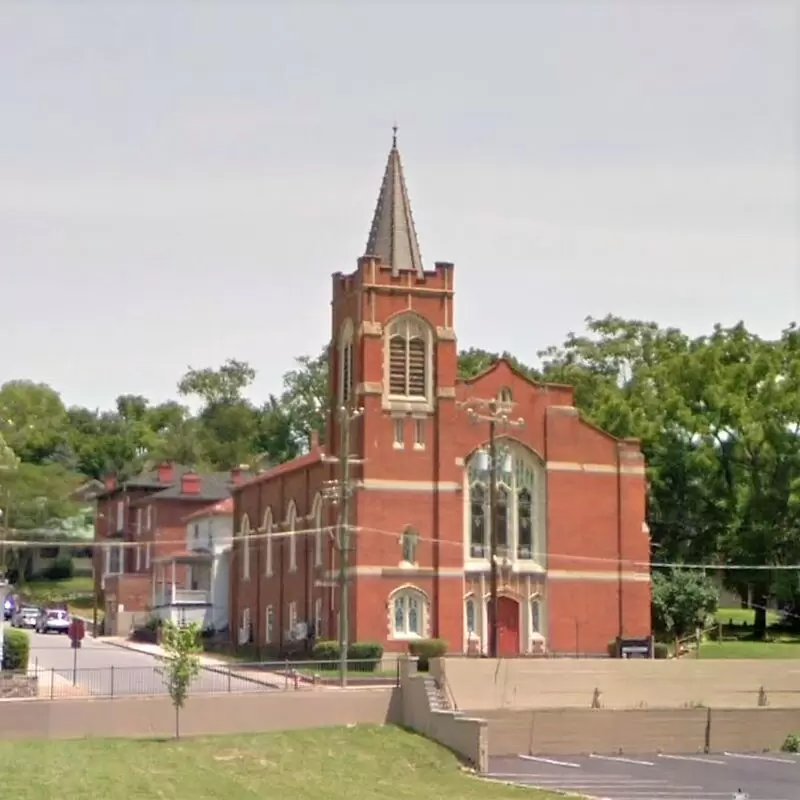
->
339, 320, 354, 406
393, 418, 404, 449
386, 315, 430, 400
401, 527, 418, 565
287, 502, 297, 572
135, 544, 141, 572
240, 607, 251, 646
265, 605, 274, 644
241, 513, 251, 581
414, 419, 425, 449
465, 597, 476, 635
136, 508, 142, 535
288, 601, 297, 633
145, 542, 151, 570
530, 597, 541, 634
499, 386, 513, 404
108, 545, 122, 574
116, 500, 124, 532
390, 587, 426, 640
263, 508, 273, 577
314, 597, 323, 639
466, 444, 541, 562
313, 496, 323, 568
193, 524, 199, 540
146, 505, 152, 531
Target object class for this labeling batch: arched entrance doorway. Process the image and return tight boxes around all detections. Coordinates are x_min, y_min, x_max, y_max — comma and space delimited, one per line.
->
490, 596, 520, 656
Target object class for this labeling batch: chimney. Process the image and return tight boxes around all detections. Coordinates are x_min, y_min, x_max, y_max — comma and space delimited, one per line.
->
309, 430, 320, 450
102, 473, 117, 491
181, 471, 201, 495
157, 461, 174, 484
230, 466, 243, 486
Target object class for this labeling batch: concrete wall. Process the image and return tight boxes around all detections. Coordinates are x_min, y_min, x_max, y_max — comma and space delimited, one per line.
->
398, 658, 488, 772
441, 657, 800, 710
0, 688, 400, 740
477, 707, 800, 756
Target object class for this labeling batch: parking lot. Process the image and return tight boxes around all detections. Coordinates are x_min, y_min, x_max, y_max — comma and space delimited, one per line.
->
487, 751, 800, 799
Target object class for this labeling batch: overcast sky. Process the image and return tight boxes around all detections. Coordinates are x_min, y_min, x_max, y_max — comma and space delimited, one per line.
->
1, 2, 797, 411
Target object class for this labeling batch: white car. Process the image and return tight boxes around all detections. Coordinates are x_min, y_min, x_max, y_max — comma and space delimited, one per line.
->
11, 606, 40, 629
35, 608, 70, 634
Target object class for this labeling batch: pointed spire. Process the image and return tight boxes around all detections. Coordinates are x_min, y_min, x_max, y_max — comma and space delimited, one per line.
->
364, 127, 424, 277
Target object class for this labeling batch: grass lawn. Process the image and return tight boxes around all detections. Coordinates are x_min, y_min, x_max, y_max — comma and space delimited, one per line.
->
699, 640, 800, 659
713, 607, 780, 626
0, 726, 556, 800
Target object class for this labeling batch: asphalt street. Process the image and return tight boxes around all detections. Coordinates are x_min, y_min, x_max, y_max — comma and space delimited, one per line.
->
488, 752, 800, 799
4, 622, 273, 697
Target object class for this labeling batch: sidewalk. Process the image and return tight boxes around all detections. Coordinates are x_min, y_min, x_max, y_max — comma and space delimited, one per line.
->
103, 637, 296, 690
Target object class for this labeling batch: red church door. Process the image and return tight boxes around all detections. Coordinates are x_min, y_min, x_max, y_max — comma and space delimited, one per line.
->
493, 596, 520, 656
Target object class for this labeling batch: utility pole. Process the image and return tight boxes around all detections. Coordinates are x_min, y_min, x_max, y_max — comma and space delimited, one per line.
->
321, 404, 364, 687
458, 397, 524, 659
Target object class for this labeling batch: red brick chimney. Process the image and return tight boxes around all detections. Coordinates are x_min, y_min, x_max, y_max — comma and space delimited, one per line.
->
230, 466, 243, 485
102, 473, 117, 491
181, 471, 201, 495
157, 461, 174, 484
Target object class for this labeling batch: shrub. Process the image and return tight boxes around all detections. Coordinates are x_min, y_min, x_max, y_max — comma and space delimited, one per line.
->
310, 640, 383, 672
781, 733, 800, 753
653, 642, 670, 659
42, 557, 74, 581
2, 629, 30, 671
407, 638, 447, 671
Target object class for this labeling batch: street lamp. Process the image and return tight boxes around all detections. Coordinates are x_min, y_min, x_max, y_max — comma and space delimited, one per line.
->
459, 397, 524, 659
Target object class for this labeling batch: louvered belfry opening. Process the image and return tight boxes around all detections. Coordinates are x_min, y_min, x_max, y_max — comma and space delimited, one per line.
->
407, 337, 426, 396
389, 335, 406, 395
388, 317, 428, 398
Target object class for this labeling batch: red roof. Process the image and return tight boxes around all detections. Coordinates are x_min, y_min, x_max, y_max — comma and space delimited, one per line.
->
184, 497, 233, 523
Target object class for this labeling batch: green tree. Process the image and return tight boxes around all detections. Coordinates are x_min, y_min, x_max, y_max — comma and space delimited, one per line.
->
651, 569, 718, 649
177, 360, 260, 469
161, 621, 202, 739
0, 380, 69, 464
457, 347, 540, 381
279, 349, 329, 451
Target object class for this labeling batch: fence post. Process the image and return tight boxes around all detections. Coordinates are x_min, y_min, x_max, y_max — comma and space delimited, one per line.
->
50, 667, 54, 700
110, 665, 115, 699
227, 668, 232, 693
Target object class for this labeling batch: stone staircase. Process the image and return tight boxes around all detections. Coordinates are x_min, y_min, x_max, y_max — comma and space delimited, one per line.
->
424, 676, 450, 712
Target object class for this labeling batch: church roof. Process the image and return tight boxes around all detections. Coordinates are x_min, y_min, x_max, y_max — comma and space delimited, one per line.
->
364, 128, 424, 277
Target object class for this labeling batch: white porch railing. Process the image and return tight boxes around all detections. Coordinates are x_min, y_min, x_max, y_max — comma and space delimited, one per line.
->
154, 604, 213, 629
154, 587, 210, 607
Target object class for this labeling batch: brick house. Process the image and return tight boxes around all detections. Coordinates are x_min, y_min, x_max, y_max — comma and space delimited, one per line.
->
229, 135, 652, 657
94, 462, 247, 634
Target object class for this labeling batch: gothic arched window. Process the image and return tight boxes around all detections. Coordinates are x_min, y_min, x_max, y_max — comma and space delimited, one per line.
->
385, 315, 431, 400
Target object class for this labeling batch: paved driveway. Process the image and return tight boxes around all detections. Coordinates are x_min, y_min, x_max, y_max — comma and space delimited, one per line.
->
487, 751, 800, 799
22, 626, 272, 697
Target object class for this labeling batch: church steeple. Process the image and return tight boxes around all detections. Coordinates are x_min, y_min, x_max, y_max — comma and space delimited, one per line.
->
364, 127, 424, 278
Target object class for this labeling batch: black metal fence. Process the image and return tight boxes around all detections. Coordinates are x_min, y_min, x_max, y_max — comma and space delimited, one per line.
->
5, 658, 400, 700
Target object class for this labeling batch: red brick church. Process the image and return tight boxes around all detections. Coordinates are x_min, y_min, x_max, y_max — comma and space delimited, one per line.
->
230, 134, 651, 657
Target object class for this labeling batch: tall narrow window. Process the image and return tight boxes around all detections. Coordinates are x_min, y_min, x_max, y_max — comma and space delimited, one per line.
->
287, 502, 297, 572
393, 418, 405, 449
339, 320, 354, 406
314, 597, 323, 638
517, 489, 533, 559
265, 605, 274, 644
470, 484, 486, 558
495, 487, 509, 554
263, 508, 273, 577
465, 597, 476, 634
414, 419, 425, 449
241, 514, 251, 581
530, 597, 541, 634
386, 315, 430, 400
313, 496, 323, 568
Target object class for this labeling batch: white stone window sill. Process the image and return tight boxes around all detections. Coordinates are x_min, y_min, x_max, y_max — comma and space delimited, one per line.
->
413, 444, 425, 451
393, 442, 404, 450
390, 631, 424, 641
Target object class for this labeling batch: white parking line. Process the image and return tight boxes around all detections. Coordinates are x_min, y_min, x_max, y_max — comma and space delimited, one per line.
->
518, 754, 581, 768
590, 753, 655, 766
724, 751, 798, 764
658, 753, 727, 765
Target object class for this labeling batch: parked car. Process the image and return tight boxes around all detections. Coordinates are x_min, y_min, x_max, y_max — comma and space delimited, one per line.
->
11, 606, 40, 629
35, 608, 70, 635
